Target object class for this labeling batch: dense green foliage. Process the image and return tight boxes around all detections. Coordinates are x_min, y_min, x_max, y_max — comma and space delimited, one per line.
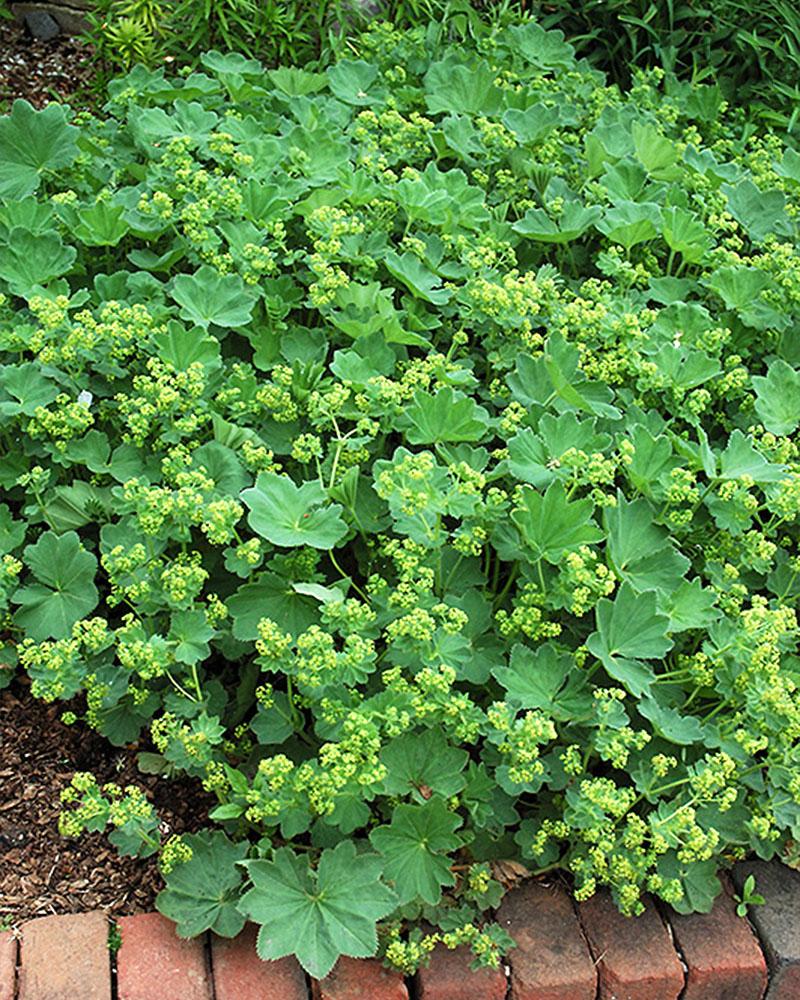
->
3, 20, 800, 975
82, 0, 800, 133
535, 0, 800, 132
84, 0, 505, 78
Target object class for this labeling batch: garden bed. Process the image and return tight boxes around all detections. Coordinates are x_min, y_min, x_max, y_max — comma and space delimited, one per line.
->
0, 16, 93, 109
0, 681, 210, 924
2, 9, 800, 983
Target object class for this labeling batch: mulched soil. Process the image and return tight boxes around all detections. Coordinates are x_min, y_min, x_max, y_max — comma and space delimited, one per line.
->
0, 678, 214, 927
0, 16, 96, 110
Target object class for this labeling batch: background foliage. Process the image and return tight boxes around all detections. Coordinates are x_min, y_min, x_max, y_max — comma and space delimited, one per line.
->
79, 0, 800, 131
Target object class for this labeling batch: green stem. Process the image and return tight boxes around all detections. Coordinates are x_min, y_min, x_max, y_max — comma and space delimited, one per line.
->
493, 563, 519, 608
329, 549, 368, 601
190, 663, 203, 702
165, 670, 197, 702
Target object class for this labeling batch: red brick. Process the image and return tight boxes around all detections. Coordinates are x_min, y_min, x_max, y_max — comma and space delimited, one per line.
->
117, 912, 210, 1000
578, 891, 684, 1000
0, 932, 16, 1000
212, 924, 307, 1000
667, 879, 767, 1000
416, 941, 507, 1000
497, 880, 596, 1000
731, 861, 800, 1000
18, 911, 111, 1000
312, 956, 408, 1000
768, 965, 800, 1000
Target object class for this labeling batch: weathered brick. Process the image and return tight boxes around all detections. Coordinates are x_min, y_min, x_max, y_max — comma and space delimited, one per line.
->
667, 878, 767, 1000
18, 911, 111, 1000
497, 880, 596, 1000
416, 941, 507, 1000
117, 912, 210, 1000
211, 924, 307, 1000
312, 956, 407, 1000
578, 891, 684, 1000
0, 932, 16, 1000
731, 860, 800, 1000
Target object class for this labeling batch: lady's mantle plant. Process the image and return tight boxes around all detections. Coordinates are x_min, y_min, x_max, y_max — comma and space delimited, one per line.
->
2, 20, 800, 976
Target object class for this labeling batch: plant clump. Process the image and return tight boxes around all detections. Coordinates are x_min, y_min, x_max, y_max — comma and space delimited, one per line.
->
2, 20, 800, 977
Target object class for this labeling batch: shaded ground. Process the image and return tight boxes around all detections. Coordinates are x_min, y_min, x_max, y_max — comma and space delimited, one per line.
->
0, 678, 213, 926
0, 16, 95, 110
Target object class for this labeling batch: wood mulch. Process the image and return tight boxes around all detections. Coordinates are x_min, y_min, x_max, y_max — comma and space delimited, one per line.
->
0, 678, 213, 928
0, 16, 96, 110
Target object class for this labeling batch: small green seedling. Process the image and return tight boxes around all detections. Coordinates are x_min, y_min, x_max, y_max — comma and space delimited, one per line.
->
735, 875, 765, 917
107, 923, 122, 955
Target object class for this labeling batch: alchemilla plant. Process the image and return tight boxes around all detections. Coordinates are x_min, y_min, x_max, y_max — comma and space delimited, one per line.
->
2, 19, 800, 977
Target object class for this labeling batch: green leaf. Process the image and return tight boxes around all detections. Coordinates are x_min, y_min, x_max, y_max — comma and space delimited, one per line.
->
0, 230, 76, 296
403, 387, 490, 444
170, 265, 257, 330
597, 201, 661, 249
327, 60, 386, 106
73, 202, 130, 247
505, 22, 575, 69
250, 692, 294, 744
507, 412, 609, 488
44, 482, 112, 533
753, 359, 800, 435
502, 104, 559, 144
380, 729, 469, 802
369, 798, 462, 905
494, 643, 592, 720
0, 503, 25, 555
228, 572, 318, 640
14, 531, 99, 640
132, 101, 219, 146
242, 472, 348, 549
659, 578, 720, 632
702, 266, 771, 320
269, 66, 328, 96
722, 180, 790, 243
632, 122, 680, 180
604, 494, 689, 594
152, 323, 222, 372
239, 841, 396, 979
511, 481, 603, 564
384, 252, 451, 304
623, 425, 678, 496
586, 584, 673, 696
718, 430, 785, 483
656, 853, 721, 914
191, 442, 248, 495
425, 58, 502, 115
169, 609, 214, 665
330, 281, 428, 347
0, 100, 79, 199
156, 831, 247, 938
660, 206, 711, 263
0, 363, 59, 417
541, 334, 620, 419
513, 202, 602, 243
638, 696, 706, 745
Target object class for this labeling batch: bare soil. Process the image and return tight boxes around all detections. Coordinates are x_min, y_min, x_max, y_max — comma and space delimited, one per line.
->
0, 678, 213, 928
0, 16, 96, 110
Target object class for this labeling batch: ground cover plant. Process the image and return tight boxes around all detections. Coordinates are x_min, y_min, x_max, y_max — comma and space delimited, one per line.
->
82, 0, 502, 80
79, 0, 800, 133
2, 20, 800, 976
534, 0, 800, 132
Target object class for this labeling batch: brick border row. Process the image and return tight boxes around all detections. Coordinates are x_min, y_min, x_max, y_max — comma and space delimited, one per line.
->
2, 861, 799, 999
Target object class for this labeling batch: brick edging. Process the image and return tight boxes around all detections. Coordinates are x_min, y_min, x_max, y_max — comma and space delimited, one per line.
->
2, 861, 798, 999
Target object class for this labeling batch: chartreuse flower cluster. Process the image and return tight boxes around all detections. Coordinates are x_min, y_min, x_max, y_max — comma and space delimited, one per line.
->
3, 16, 800, 980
